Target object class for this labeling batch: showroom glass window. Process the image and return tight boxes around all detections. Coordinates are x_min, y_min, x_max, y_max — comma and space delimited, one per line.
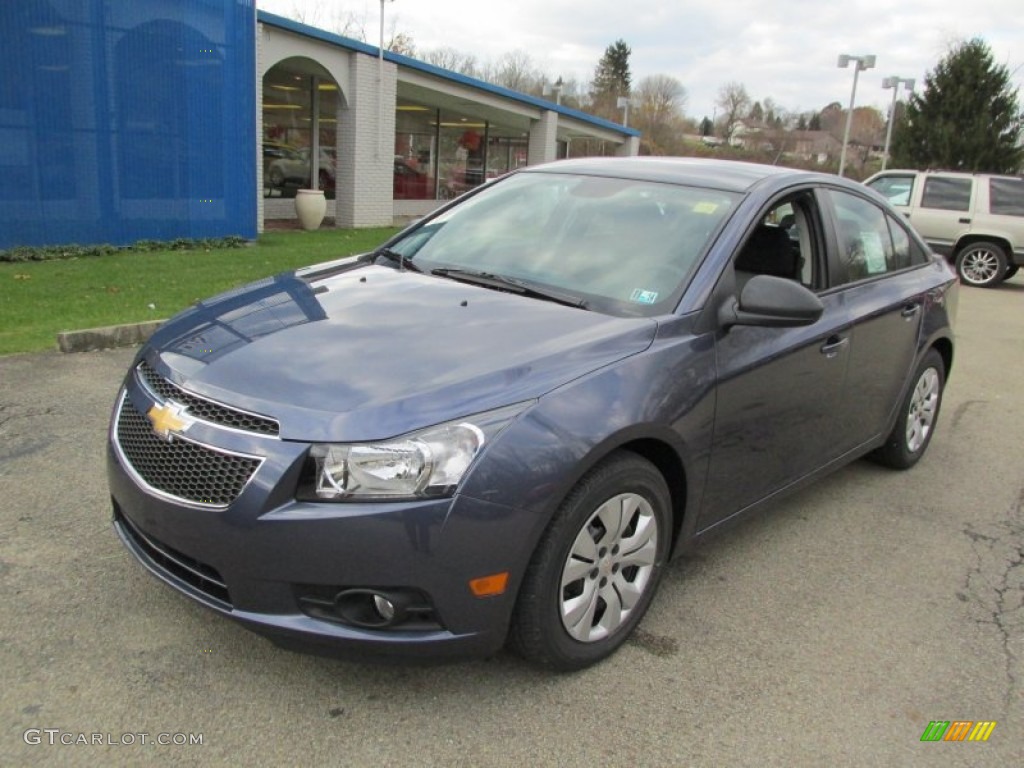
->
394, 103, 437, 200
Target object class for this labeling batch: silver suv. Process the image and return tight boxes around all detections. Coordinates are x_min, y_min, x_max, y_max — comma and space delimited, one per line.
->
864, 170, 1024, 287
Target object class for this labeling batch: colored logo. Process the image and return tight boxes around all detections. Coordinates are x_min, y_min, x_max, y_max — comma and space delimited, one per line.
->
147, 403, 191, 442
920, 721, 996, 742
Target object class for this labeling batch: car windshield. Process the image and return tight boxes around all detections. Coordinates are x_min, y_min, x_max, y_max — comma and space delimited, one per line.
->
386, 171, 739, 316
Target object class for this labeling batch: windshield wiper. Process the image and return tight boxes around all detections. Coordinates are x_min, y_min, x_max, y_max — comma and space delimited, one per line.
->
430, 268, 588, 309
372, 247, 422, 273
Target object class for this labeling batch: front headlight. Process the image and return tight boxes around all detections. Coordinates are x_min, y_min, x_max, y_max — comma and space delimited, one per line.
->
297, 403, 529, 501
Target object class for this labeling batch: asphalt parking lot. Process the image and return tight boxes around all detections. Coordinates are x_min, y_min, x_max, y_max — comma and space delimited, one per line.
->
1, 276, 1022, 767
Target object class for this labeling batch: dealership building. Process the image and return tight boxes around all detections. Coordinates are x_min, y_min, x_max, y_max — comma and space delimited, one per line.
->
0, 0, 639, 250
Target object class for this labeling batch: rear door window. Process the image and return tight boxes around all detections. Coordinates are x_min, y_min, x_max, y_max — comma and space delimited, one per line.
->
989, 178, 1024, 216
920, 177, 972, 211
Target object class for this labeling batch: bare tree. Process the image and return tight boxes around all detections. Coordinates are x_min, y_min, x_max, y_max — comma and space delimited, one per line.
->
818, 101, 845, 140
632, 74, 688, 153
716, 82, 751, 140
287, 2, 366, 40
484, 50, 540, 93
420, 47, 479, 76
387, 30, 415, 56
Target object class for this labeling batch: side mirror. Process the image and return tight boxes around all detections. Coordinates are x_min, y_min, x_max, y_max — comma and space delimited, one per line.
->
719, 275, 824, 329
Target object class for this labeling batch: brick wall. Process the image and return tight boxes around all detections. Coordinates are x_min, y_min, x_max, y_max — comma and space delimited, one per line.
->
334, 54, 397, 228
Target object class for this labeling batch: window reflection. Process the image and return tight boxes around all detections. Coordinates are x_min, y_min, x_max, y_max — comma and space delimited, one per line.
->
262, 66, 338, 199
394, 102, 529, 201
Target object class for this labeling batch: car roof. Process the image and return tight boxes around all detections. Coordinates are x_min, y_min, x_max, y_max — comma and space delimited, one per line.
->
523, 156, 825, 194
872, 169, 1024, 181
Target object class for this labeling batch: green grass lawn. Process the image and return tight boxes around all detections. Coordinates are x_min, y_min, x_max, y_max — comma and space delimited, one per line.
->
0, 228, 399, 356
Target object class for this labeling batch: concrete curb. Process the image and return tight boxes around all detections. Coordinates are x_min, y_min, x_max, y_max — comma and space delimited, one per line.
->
57, 320, 167, 353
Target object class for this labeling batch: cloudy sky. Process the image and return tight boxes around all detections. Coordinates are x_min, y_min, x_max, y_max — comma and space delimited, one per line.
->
256, 0, 1024, 121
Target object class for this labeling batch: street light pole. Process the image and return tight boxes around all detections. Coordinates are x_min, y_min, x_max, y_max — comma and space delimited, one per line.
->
837, 53, 876, 177
377, 0, 393, 159
881, 76, 915, 171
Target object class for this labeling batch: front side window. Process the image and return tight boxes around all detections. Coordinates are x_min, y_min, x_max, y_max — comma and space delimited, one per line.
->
867, 174, 914, 207
733, 193, 821, 290
386, 171, 740, 316
920, 177, 972, 211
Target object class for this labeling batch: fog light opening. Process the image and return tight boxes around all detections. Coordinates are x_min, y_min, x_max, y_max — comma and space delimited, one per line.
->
373, 594, 396, 622
333, 589, 410, 629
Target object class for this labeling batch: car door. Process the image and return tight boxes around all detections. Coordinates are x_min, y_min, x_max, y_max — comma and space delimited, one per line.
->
700, 190, 852, 530
907, 175, 975, 257
821, 187, 927, 453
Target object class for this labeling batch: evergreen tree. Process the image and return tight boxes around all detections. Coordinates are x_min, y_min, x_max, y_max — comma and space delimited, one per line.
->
891, 38, 1023, 173
590, 40, 632, 121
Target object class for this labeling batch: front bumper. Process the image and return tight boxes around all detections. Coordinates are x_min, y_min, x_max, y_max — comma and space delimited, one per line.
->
106, 375, 533, 661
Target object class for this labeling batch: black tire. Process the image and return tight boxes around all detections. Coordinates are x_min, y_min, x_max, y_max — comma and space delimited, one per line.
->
873, 349, 945, 470
1003, 265, 1019, 281
955, 241, 1008, 287
508, 452, 672, 671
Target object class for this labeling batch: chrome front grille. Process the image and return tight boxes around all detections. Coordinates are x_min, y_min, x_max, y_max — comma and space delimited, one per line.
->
115, 395, 262, 508
136, 360, 279, 436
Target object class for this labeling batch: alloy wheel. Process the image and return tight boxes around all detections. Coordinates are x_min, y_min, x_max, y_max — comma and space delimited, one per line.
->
906, 367, 940, 453
959, 248, 1000, 285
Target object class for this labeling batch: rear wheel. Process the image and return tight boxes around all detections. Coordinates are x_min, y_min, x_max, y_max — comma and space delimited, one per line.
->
509, 452, 671, 671
874, 349, 945, 469
955, 241, 1008, 287
1003, 265, 1019, 281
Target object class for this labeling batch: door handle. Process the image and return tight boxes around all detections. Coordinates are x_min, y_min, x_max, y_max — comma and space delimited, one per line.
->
901, 304, 920, 319
958, 217, 971, 224
902, 212, 911, 219
820, 335, 849, 358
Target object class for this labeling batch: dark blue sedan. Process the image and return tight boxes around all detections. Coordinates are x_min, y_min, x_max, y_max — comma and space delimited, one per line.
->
108, 158, 957, 670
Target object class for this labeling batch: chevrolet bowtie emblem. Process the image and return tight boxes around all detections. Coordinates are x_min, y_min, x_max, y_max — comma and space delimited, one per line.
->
147, 402, 192, 442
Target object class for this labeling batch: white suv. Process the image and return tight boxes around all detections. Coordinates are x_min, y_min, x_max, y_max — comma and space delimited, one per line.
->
864, 170, 1024, 287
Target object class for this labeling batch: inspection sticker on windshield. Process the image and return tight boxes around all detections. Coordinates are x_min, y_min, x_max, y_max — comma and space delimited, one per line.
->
630, 289, 659, 304
693, 201, 719, 214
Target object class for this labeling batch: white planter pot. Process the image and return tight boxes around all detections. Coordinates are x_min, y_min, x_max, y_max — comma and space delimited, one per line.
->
294, 189, 326, 230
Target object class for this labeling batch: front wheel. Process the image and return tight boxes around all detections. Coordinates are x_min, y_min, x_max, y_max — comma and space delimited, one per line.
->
508, 452, 672, 671
955, 241, 1008, 287
873, 349, 945, 469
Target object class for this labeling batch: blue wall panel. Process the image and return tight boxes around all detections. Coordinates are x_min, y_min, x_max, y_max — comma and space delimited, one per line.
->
0, 0, 256, 249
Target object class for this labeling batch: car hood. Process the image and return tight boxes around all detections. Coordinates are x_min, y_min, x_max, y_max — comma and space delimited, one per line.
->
142, 263, 657, 441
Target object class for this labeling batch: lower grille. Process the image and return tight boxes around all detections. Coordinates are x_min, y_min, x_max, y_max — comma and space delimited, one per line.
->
115, 506, 232, 607
115, 394, 261, 508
